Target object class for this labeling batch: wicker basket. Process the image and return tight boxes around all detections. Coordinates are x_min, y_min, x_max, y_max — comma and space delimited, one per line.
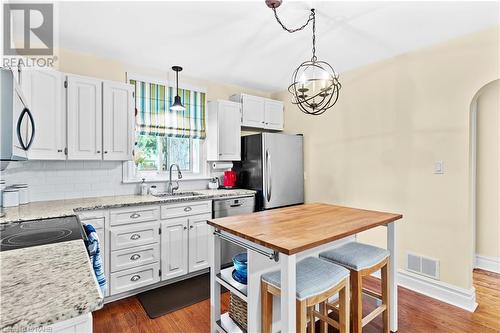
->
229, 292, 247, 330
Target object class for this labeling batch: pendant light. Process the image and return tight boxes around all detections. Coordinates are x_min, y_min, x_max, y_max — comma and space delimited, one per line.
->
266, 0, 341, 116
170, 66, 185, 111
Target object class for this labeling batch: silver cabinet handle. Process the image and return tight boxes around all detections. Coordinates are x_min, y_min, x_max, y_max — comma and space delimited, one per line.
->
183, 226, 187, 230
130, 254, 141, 261
130, 213, 141, 219
184, 206, 192, 212
190, 225, 194, 229
97, 150, 101, 153
57, 149, 63, 152
130, 275, 141, 282
130, 233, 141, 240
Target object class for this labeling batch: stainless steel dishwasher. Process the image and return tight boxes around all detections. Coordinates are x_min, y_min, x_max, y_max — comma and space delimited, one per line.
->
213, 195, 255, 267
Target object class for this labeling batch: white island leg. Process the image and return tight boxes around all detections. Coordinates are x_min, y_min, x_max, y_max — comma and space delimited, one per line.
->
387, 222, 398, 332
209, 227, 221, 333
280, 253, 296, 333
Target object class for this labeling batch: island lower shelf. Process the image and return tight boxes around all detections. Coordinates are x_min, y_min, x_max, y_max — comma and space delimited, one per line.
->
215, 266, 248, 302
215, 266, 248, 333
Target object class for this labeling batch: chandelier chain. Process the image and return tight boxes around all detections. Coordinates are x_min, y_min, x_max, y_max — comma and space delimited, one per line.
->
271, 8, 317, 61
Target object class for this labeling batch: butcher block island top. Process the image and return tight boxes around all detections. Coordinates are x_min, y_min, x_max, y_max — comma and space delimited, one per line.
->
207, 203, 403, 255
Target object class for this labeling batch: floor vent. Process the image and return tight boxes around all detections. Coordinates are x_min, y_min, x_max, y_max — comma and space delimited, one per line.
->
406, 252, 440, 280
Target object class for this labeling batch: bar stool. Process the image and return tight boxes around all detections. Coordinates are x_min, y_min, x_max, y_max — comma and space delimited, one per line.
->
319, 242, 390, 333
261, 256, 350, 333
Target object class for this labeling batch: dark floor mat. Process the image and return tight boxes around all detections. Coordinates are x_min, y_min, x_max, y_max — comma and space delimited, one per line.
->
137, 273, 226, 319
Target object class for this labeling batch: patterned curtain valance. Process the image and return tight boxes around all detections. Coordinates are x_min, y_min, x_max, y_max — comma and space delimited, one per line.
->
130, 79, 206, 139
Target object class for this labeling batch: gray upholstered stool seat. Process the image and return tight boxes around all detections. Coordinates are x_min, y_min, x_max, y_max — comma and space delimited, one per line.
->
261, 256, 349, 301
319, 242, 389, 271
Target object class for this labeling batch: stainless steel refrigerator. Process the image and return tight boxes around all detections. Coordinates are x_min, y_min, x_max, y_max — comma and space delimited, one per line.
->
234, 133, 304, 211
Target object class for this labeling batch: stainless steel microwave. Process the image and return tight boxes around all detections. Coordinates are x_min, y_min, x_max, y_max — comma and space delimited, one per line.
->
0, 68, 35, 165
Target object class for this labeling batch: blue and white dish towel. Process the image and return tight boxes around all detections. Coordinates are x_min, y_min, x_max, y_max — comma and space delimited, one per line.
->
83, 224, 107, 295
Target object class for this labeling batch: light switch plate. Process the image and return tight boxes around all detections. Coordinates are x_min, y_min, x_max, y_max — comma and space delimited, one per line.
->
434, 161, 444, 174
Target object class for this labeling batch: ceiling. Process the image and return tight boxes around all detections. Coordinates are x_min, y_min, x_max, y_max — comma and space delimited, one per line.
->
58, 1, 499, 92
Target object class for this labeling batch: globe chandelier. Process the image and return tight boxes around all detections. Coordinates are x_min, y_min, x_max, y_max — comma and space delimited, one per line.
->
266, 0, 341, 115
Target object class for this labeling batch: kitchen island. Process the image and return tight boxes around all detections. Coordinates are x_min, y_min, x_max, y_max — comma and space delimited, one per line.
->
208, 203, 402, 333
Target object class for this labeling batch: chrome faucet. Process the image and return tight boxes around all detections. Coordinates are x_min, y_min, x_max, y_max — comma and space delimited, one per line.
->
167, 164, 183, 194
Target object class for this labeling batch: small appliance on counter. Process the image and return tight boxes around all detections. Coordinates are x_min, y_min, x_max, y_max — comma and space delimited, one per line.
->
0, 216, 85, 251
208, 177, 219, 190
223, 170, 237, 188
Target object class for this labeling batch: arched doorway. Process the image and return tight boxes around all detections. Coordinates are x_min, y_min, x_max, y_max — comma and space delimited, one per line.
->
470, 79, 500, 273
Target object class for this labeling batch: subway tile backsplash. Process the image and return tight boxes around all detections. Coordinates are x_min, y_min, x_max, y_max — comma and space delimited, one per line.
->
1, 161, 138, 202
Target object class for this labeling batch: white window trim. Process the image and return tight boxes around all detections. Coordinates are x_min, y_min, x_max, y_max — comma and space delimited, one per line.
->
122, 72, 209, 183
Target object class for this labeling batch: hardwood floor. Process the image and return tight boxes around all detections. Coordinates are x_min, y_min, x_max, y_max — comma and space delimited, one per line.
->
93, 269, 500, 333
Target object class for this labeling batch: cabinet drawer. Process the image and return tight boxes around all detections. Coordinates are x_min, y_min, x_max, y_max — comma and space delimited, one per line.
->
161, 200, 211, 219
110, 206, 159, 226
110, 243, 159, 273
80, 217, 105, 229
110, 222, 159, 251
77, 210, 106, 221
109, 263, 160, 295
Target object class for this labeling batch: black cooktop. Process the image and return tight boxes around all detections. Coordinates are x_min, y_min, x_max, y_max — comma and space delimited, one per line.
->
0, 216, 84, 251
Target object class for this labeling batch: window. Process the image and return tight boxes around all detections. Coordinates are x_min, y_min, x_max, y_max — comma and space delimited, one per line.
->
134, 134, 202, 174
124, 74, 207, 181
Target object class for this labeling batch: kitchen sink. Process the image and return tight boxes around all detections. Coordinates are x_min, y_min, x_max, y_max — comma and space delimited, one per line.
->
152, 191, 201, 198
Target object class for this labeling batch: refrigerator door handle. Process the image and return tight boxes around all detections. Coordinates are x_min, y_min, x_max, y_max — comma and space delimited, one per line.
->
266, 149, 272, 202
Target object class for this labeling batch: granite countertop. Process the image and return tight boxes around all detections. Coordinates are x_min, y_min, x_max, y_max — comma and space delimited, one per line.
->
0, 189, 256, 223
0, 240, 104, 331
0, 188, 256, 331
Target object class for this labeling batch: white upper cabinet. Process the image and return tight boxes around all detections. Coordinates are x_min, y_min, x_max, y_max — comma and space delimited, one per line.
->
207, 100, 241, 161
102, 81, 134, 161
66, 74, 103, 160
264, 99, 284, 130
230, 93, 284, 130
21, 70, 66, 160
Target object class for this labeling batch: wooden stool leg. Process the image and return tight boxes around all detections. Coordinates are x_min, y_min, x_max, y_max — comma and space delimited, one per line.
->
309, 306, 316, 333
297, 300, 308, 333
351, 271, 363, 333
338, 278, 350, 333
261, 281, 273, 333
319, 302, 328, 333
381, 261, 390, 333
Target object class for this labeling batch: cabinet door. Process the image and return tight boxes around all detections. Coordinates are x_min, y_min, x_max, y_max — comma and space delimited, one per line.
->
188, 213, 211, 273
66, 75, 102, 160
218, 101, 241, 161
161, 218, 188, 280
22, 70, 66, 160
241, 94, 265, 128
102, 81, 134, 160
264, 100, 284, 130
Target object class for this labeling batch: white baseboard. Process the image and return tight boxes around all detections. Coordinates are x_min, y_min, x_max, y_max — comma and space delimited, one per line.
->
371, 269, 477, 312
475, 255, 500, 274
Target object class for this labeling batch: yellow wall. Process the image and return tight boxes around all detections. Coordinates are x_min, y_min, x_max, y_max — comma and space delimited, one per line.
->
56, 48, 271, 101
273, 27, 500, 289
476, 80, 500, 259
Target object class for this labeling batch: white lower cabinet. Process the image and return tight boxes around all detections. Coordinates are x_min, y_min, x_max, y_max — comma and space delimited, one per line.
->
105, 200, 212, 297
45, 313, 93, 333
110, 243, 160, 273
161, 217, 189, 280
188, 213, 212, 272
109, 263, 160, 295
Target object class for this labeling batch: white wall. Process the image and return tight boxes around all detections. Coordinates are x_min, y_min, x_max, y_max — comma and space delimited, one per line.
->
273, 26, 500, 290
